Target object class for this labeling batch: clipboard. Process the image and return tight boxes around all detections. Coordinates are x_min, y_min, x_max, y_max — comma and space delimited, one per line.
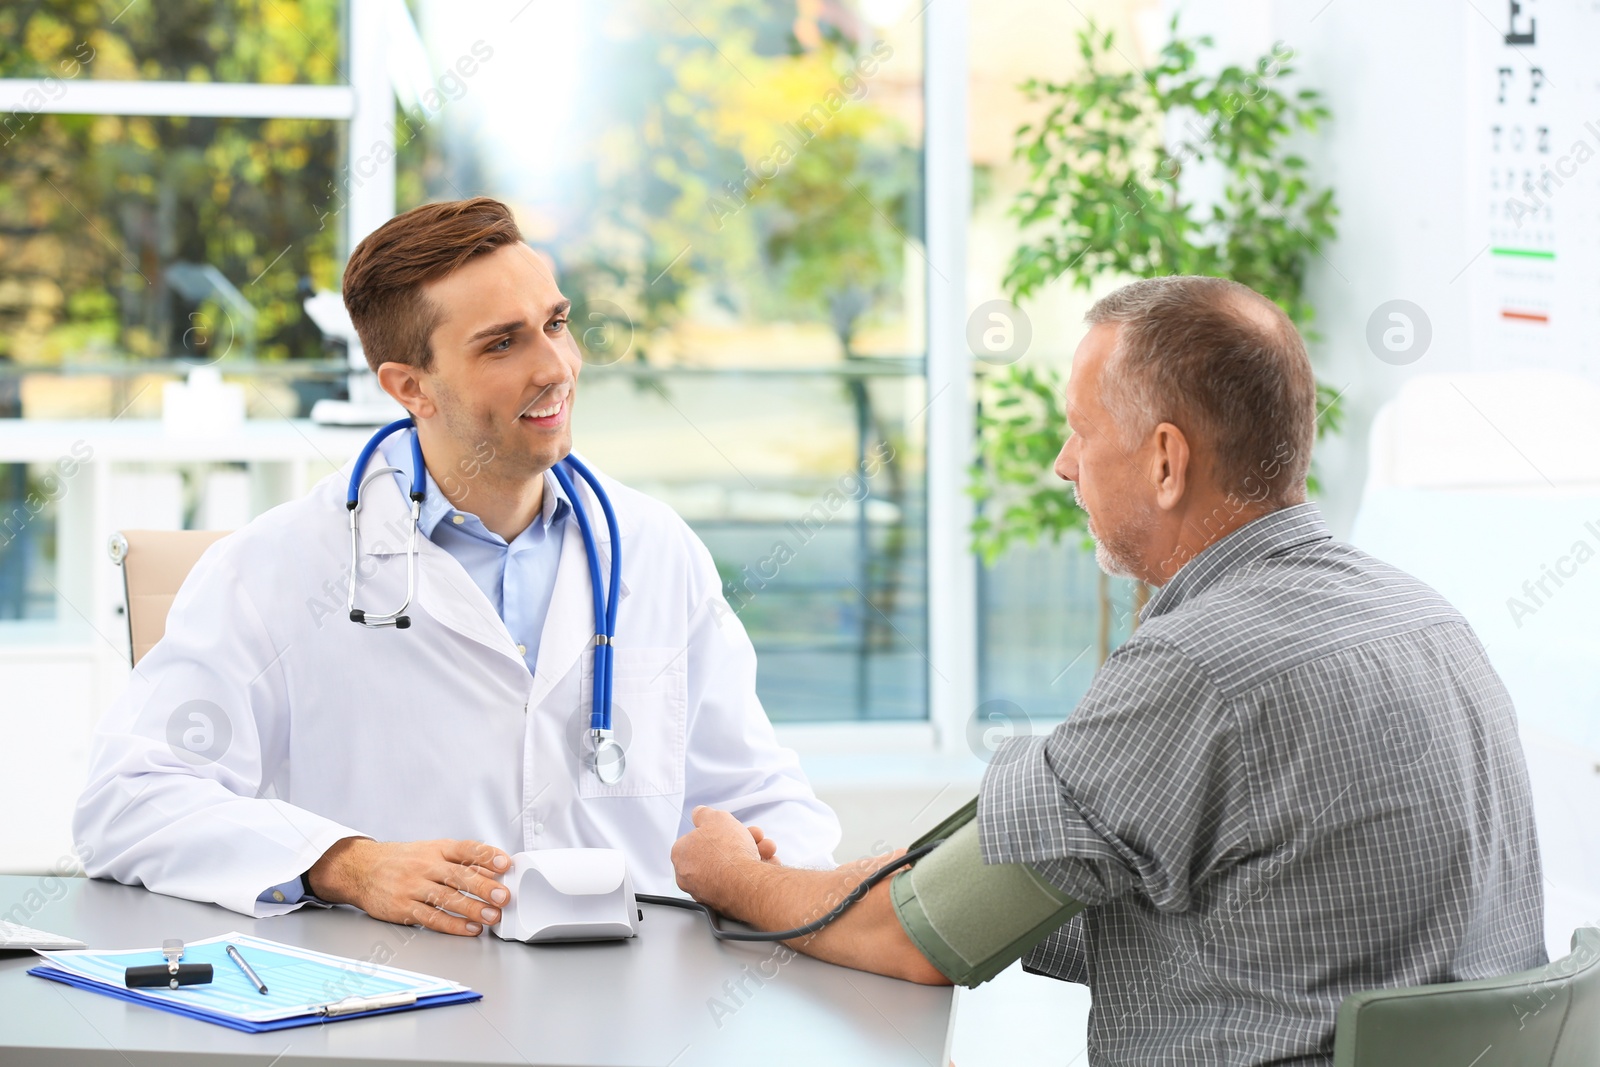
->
28, 932, 481, 1032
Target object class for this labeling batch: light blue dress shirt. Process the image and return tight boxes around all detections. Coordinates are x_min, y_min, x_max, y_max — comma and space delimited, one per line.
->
260, 430, 570, 906
375, 428, 570, 675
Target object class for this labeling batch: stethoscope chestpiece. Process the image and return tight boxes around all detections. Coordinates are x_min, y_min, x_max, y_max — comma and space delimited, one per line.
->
590, 729, 626, 785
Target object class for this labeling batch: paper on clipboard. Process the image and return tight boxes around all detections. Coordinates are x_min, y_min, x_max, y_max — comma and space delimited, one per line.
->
34, 931, 468, 1024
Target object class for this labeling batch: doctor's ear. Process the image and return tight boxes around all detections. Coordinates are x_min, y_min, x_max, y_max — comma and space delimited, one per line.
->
376, 361, 437, 420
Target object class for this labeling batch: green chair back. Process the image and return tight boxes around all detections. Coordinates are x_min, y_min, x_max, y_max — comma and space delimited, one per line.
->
1334, 928, 1600, 1067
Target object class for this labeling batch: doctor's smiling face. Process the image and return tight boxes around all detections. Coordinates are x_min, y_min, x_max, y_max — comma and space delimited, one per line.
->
346, 197, 582, 540
402, 241, 582, 485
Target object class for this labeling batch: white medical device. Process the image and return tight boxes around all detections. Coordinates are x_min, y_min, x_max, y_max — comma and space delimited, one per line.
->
301, 290, 406, 426
490, 849, 639, 943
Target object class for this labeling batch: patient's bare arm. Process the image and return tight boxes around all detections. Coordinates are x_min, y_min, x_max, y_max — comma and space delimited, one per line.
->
670, 807, 950, 985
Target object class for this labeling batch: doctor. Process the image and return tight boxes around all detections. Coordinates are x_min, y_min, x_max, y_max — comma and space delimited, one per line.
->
75, 197, 839, 936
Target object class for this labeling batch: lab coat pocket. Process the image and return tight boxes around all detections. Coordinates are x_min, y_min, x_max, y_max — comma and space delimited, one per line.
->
576, 645, 687, 798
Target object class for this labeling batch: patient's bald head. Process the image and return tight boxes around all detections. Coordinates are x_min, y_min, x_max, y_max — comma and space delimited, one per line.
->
1088, 275, 1315, 505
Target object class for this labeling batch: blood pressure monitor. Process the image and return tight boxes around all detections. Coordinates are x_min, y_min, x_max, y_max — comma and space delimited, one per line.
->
889, 797, 1086, 988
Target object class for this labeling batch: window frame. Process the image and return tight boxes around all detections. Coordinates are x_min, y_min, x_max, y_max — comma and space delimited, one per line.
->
0, 0, 393, 266
0, 0, 979, 758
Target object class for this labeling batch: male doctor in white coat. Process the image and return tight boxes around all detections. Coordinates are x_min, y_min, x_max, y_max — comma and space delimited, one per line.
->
75, 197, 839, 936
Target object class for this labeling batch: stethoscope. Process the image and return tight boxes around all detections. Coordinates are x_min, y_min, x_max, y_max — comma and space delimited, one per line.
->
345, 416, 627, 784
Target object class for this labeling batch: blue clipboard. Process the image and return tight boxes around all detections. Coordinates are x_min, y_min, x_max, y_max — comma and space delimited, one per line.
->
29, 964, 481, 1032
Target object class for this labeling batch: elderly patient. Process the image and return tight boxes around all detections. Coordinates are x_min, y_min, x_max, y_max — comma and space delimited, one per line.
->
671, 276, 1546, 1066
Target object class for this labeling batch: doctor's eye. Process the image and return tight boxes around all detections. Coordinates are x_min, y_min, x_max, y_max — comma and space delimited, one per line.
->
488, 336, 514, 353
547, 317, 568, 334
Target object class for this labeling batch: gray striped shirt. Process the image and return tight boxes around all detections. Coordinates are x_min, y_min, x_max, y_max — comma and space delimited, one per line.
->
979, 503, 1545, 1066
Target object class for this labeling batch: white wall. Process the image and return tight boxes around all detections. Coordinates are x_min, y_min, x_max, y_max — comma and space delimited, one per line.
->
0, 645, 121, 875
1173, 0, 1479, 537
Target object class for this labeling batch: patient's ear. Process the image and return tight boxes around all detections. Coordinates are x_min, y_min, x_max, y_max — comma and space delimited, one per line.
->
377, 361, 435, 420
1150, 421, 1190, 510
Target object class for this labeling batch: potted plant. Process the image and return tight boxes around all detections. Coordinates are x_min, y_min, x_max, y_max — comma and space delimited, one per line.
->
971, 19, 1344, 664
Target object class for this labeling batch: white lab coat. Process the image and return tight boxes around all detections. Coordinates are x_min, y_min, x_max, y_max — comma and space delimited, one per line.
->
74, 452, 840, 917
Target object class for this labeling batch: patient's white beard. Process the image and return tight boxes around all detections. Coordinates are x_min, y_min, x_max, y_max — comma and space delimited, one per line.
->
1075, 485, 1155, 580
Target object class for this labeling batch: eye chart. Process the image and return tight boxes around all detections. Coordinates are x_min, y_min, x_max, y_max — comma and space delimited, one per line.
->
1468, 0, 1600, 378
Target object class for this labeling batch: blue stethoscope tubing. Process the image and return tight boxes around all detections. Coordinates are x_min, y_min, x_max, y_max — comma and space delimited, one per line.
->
549, 457, 620, 739
345, 417, 625, 775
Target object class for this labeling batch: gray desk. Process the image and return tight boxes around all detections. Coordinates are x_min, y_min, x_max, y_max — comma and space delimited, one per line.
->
0, 876, 954, 1066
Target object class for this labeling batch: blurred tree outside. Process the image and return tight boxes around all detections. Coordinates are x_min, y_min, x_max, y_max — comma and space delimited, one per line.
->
0, 0, 344, 383
489, 1, 923, 647
526, 2, 919, 367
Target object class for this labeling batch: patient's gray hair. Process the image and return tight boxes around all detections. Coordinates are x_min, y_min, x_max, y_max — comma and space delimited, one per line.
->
1085, 276, 1315, 506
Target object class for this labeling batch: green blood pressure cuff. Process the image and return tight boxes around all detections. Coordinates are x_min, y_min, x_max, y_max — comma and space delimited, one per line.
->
889, 797, 1085, 988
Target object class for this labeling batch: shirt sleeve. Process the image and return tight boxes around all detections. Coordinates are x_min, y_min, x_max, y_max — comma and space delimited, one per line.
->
977, 637, 1251, 912
257, 877, 304, 906
1022, 914, 1089, 984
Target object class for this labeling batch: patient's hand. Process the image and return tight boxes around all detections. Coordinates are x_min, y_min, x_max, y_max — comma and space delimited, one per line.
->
306, 837, 512, 937
747, 822, 780, 864
672, 807, 771, 917
670, 808, 950, 985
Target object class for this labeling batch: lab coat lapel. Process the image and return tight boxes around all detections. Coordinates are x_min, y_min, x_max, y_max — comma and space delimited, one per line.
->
352, 459, 521, 666
527, 473, 628, 707
528, 519, 594, 707
416, 538, 523, 662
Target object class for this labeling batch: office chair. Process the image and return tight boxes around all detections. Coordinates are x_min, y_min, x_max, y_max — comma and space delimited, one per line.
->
108, 529, 231, 667
1333, 927, 1600, 1066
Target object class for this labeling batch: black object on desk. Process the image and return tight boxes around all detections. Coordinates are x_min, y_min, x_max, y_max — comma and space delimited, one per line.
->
125, 963, 213, 989
125, 938, 213, 990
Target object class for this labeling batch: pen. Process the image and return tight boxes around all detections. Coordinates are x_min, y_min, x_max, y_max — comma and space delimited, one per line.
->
225, 943, 268, 995
320, 991, 419, 1016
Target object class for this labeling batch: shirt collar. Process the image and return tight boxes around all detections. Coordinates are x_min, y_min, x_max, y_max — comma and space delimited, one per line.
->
1141, 502, 1331, 622
377, 429, 570, 542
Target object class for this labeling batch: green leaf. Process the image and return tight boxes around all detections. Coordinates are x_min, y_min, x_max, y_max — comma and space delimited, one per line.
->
978, 20, 1341, 555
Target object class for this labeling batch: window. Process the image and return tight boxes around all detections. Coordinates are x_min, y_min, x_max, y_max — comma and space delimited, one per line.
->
0, 114, 341, 375
0, 1, 363, 629
968, 0, 1152, 724
400, 0, 932, 722
0, 0, 951, 728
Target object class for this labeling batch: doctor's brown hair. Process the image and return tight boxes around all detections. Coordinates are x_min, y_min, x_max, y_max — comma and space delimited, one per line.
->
341, 197, 524, 372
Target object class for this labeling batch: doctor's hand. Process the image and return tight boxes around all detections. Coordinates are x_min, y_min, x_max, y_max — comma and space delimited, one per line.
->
305, 837, 513, 936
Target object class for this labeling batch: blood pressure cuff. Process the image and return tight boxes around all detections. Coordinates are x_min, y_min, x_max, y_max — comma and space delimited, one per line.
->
889, 798, 1085, 988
